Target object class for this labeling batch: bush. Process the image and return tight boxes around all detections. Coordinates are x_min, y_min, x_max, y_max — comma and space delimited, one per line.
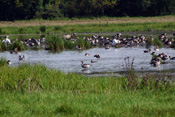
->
18, 28, 26, 34
39, 25, 47, 33
0, 42, 7, 51
0, 57, 7, 67
64, 40, 75, 50
75, 38, 84, 49
84, 39, 91, 49
154, 38, 163, 48
9, 41, 26, 51
46, 35, 64, 51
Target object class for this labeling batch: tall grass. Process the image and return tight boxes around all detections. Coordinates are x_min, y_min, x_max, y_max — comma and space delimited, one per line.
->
147, 37, 164, 48
45, 35, 91, 51
9, 41, 26, 51
0, 63, 175, 116
0, 57, 7, 67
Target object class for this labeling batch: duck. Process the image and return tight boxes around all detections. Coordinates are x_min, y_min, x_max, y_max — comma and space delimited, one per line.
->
105, 46, 110, 49
161, 54, 168, 62
91, 60, 98, 63
7, 60, 12, 65
150, 57, 161, 67
153, 59, 161, 67
154, 46, 159, 51
19, 55, 25, 60
144, 49, 151, 53
94, 54, 100, 58
169, 56, 175, 60
81, 61, 91, 69
75, 45, 82, 50
85, 53, 90, 56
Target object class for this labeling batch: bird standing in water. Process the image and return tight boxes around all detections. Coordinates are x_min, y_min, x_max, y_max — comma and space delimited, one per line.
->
81, 61, 91, 69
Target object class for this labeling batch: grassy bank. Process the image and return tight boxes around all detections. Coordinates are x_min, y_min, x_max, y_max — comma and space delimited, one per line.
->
0, 62, 175, 116
1, 22, 175, 35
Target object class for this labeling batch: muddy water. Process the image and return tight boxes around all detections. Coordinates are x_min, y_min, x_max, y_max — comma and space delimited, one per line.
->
1, 46, 175, 76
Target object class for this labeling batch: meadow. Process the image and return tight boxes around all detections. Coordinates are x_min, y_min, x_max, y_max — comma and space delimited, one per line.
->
1, 16, 175, 116
0, 16, 175, 35
0, 58, 175, 116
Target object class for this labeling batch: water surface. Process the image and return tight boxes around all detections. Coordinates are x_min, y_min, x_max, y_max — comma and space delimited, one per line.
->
1, 46, 175, 76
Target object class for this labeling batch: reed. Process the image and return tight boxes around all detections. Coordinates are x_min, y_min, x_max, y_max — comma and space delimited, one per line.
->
8, 41, 26, 51
0, 42, 7, 51
147, 37, 164, 48
0, 57, 7, 67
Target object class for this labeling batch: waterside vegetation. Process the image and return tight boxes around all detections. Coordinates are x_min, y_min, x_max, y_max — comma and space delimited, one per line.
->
0, 58, 175, 116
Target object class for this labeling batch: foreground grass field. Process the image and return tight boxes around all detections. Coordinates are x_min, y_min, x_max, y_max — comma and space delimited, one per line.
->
0, 62, 175, 116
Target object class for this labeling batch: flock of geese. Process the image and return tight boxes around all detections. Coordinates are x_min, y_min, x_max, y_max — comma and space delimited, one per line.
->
143, 47, 175, 67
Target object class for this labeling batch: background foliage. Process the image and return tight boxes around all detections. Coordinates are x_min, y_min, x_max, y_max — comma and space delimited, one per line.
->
0, 0, 175, 21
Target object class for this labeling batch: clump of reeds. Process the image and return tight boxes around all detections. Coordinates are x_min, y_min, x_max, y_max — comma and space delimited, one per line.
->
147, 37, 163, 48
0, 57, 7, 67
45, 35, 91, 51
121, 57, 172, 92
75, 38, 91, 49
45, 35, 65, 51
8, 41, 26, 51
0, 42, 7, 51
18, 28, 26, 34
39, 25, 47, 33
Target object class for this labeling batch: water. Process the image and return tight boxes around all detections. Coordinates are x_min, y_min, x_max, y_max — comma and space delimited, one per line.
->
0, 47, 175, 75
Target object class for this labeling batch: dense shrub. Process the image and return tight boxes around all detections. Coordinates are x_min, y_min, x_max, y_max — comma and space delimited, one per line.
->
0, 57, 7, 67
39, 26, 47, 33
9, 41, 26, 51
0, 42, 7, 51
46, 36, 65, 51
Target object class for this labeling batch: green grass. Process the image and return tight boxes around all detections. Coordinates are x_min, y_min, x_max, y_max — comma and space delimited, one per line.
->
1, 91, 174, 116
0, 63, 175, 116
1, 22, 175, 35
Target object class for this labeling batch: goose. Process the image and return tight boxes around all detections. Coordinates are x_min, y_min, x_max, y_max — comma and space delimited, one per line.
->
150, 57, 161, 67
154, 46, 159, 51
75, 45, 82, 50
7, 60, 12, 65
91, 60, 98, 63
81, 61, 91, 69
94, 54, 100, 58
169, 56, 175, 60
153, 60, 161, 67
85, 53, 90, 56
144, 49, 151, 53
161, 55, 168, 62
19, 55, 25, 60
105, 46, 110, 49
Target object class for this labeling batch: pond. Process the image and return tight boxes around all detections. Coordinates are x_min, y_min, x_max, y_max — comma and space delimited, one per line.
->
1, 46, 175, 76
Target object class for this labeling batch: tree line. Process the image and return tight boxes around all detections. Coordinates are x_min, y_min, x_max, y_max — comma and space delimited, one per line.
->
0, 0, 175, 21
